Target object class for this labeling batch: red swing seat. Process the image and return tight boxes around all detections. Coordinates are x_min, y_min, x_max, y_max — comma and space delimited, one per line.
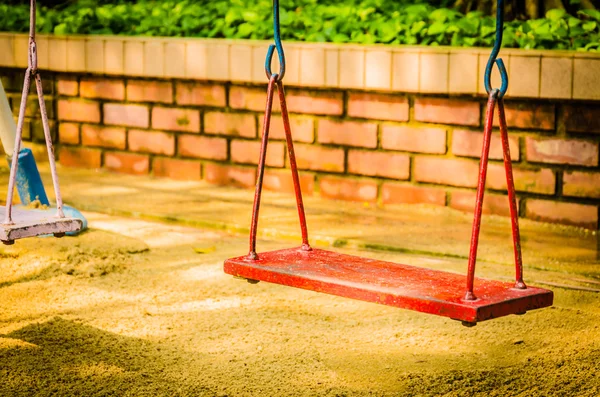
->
225, 247, 553, 325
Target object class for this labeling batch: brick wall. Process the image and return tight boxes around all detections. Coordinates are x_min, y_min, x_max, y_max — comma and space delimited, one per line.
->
1, 69, 599, 230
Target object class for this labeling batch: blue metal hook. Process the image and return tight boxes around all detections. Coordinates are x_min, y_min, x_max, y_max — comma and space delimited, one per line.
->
484, 0, 508, 97
265, 0, 286, 81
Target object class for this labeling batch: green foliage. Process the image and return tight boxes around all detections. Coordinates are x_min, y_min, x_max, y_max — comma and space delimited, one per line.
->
0, 0, 598, 51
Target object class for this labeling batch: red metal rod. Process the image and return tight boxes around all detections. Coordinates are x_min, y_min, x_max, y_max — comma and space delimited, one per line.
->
465, 90, 498, 301
497, 98, 526, 290
277, 82, 310, 251
248, 75, 278, 260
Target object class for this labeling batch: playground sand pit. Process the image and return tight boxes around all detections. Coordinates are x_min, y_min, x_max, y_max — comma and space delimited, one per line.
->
0, 213, 599, 396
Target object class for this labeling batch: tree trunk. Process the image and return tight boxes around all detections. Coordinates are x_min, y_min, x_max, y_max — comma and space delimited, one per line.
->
544, 0, 566, 11
476, 0, 494, 14
580, 0, 596, 10
525, 0, 539, 19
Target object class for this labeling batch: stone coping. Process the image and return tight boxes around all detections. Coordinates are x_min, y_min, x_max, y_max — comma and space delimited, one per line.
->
0, 33, 598, 100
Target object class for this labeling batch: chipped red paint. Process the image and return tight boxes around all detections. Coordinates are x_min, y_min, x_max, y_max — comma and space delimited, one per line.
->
225, 248, 553, 324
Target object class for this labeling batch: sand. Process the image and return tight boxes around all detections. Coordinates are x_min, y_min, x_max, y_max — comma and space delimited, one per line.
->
0, 213, 599, 396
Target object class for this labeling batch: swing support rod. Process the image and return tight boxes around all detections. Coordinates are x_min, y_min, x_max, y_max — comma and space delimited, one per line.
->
248, 0, 310, 260
464, 90, 526, 301
464, 0, 525, 300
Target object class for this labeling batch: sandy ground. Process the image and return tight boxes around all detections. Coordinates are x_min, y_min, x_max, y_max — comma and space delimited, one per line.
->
0, 212, 599, 396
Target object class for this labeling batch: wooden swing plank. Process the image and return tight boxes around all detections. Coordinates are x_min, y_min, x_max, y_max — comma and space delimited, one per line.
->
0, 206, 83, 243
224, 247, 553, 324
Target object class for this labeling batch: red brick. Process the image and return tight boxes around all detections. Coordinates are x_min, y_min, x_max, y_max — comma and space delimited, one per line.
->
525, 137, 598, 167
526, 200, 598, 230
259, 115, 314, 143
153, 157, 201, 180
152, 107, 199, 133
23, 142, 48, 162
382, 125, 447, 154
452, 129, 519, 161
449, 191, 514, 217
80, 79, 125, 100
104, 152, 149, 175
31, 119, 57, 143
348, 150, 410, 180
286, 89, 344, 116
104, 103, 149, 128
414, 157, 479, 188
382, 183, 446, 206
11, 97, 54, 121
347, 93, 409, 122
58, 123, 80, 144
127, 81, 173, 103
294, 144, 345, 173
128, 129, 175, 156
178, 135, 227, 160
58, 146, 101, 168
499, 103, 555, 130
205, 112, 255, 138
58, 100, 100, 123
57, 79, 78, 96
487, 165, 555, 195
563, 171, 600, 198
414, 98, 480, 126
15, 97, 55, 119
318, 119, 377, 148
230, 86, 275, 112
18, 120, 31, 141
263, 170, 315, 196
203, 163, 256, 188
319, 177, 378, 203
175, 82, 226, 107
81, 125, 126, 149
565, 104, 600, 134
231, 139, 285, 168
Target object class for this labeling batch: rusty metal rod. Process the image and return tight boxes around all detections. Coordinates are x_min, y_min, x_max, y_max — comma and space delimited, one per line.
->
3, 70, 31, 225
464, 89, 499, 301
34, 73, 65, 219
277, 82, 310, 251
248, 75, 278, 260
498, 98, 526, 290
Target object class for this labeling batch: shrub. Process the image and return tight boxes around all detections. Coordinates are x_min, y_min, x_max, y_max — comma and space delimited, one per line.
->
0, 0, 598, 51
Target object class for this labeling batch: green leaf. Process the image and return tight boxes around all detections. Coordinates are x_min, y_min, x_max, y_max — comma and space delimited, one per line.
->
411, 21, 427, 35
242, 11, 260, 23
427, 21, 447, 36
54, 23, 69, 35
583, 21, 597, 32
579, 10, 600, 22
331, 33, 349, 43
236, 22, 254, 37
546, 9, 566, 21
